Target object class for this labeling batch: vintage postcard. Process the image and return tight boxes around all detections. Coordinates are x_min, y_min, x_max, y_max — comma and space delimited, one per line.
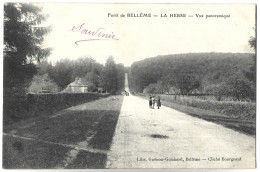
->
2, 2, 257, 169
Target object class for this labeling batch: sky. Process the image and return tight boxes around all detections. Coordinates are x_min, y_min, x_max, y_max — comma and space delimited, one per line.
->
39, 3, 256, 66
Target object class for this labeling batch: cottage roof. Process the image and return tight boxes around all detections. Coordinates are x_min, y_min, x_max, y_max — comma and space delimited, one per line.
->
68, 78, 90, 87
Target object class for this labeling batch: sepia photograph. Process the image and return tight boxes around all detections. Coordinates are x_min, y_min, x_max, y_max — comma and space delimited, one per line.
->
2, 1, 257, 169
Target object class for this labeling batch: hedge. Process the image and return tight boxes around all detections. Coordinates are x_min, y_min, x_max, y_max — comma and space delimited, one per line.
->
159, 95, 256, 120
4, 93, 110, 124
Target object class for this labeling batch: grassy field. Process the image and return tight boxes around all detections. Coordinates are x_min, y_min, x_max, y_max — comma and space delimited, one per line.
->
3, 95, 124, 169
138, 95, 255, 136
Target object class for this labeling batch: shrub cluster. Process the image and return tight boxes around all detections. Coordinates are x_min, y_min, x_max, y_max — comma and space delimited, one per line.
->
159, 95, 256, 120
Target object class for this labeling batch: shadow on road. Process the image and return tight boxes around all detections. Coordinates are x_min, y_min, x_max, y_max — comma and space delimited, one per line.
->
3, 107, 121, 169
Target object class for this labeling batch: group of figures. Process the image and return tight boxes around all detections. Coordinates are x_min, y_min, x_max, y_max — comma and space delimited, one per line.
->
149, 95, 161, 109
124, 90, 129, 96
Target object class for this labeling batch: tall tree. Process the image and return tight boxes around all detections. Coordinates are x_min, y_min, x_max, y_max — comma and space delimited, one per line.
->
4, 3, 51, 123
245, 26, 256, 85
248, 26, 256, 50
174, 74, 200, 95
85, 70, 100, 89
116, 63, 125, 92
50, 59, 74, 88
37, 60, 53, 75
223, 73, 254, 101
102, 56, 118, 94
4, 3, 51, 94
73, 56, 95, 78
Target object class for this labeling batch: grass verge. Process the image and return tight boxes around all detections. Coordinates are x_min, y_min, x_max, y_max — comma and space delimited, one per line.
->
3, 95, 124, 169
65, 150, 107, 169
3, 135, 72, 169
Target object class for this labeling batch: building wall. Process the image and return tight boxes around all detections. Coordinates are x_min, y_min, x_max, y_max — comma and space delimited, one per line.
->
82, 87, 88, 93
71, 86, 88, 93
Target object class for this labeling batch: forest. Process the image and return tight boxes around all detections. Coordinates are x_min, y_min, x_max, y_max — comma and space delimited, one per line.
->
129, 52, 256, 101
31, 56, 125, 94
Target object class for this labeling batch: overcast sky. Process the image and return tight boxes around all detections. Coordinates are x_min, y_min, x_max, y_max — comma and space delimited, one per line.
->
39, 3, 255, 66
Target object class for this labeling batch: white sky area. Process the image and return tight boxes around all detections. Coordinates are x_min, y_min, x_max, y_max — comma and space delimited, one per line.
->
38, 3, 255, 66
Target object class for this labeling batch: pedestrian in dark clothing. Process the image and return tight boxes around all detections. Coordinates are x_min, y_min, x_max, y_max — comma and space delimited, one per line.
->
149, 96, 152, 108
157, 96, 161, 109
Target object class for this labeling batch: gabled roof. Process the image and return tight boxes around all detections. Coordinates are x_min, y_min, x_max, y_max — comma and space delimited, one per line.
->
68, 78, 90, 87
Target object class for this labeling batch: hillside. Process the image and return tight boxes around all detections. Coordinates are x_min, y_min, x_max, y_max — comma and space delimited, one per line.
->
129, 53, 255, 100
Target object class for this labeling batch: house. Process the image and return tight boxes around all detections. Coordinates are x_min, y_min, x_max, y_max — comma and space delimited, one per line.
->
62, 77, 89, 93
98, 87, 104, 93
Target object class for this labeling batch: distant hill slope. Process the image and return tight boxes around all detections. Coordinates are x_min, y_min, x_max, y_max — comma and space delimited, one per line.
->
129, 52, 255, 94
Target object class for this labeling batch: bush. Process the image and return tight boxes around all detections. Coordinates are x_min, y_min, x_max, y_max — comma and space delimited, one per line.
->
158, 95, 256, 120
28, 74, 60, 93
204, 73, 255, 101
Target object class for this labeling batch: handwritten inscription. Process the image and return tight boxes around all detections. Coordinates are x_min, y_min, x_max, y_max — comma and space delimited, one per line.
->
72, 23, 119, 45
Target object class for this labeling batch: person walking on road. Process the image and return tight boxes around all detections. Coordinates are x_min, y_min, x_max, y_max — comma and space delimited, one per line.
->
152, 96, 156, 109
157, 96, 161, 109
149, 96, 152, 108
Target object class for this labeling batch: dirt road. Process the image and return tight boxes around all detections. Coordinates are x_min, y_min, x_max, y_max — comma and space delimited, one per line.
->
106, 74, 255, 168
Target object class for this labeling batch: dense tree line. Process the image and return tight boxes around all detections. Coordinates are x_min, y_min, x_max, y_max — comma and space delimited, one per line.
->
129, 53, 255, 101
34, 56, 125, 94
